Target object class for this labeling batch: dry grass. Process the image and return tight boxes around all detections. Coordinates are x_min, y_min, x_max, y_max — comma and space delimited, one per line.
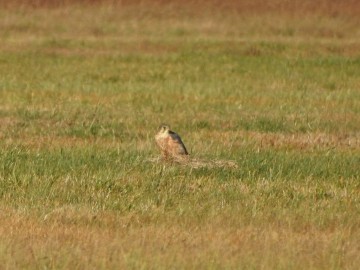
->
147, 156, 239, 169
1, 200, 359, 269
206, 130, 360, 151
1, 0, 360, 16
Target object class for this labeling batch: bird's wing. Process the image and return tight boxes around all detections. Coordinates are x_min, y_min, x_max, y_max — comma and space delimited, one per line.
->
168, 131, 188, 155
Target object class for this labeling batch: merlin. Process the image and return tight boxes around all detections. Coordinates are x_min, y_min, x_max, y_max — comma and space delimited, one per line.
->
155, 124, 189, 160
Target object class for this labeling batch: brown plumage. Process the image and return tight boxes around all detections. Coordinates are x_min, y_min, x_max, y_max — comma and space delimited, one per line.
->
155, 124, 189, 160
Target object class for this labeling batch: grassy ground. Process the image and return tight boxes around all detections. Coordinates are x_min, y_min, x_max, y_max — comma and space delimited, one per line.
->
0, 0, 359, 269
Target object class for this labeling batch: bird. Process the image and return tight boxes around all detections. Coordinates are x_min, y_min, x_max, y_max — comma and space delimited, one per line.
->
155, 124, 189, 161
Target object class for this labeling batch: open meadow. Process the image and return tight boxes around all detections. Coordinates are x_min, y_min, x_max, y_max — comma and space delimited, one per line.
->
0, 0, 360, 268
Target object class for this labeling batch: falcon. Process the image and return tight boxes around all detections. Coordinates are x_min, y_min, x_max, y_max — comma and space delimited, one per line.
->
155, 124, 189, 160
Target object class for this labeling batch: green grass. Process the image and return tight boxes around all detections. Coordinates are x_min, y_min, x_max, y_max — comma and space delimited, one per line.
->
0, 1, 360, 269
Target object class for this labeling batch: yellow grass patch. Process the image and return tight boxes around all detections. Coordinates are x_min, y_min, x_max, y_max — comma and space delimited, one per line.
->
199, 130, 360, 151
0, 207, 359, 268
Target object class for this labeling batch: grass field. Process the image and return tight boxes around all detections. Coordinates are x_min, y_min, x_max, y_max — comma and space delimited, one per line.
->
0, 0, 360, 268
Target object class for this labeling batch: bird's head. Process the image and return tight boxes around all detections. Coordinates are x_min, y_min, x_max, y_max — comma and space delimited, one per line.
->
158, 124, 170, 133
